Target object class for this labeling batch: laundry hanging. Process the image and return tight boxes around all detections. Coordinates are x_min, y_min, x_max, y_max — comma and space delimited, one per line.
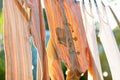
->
96, 1, 120, 80
109, 6, 120, 28
44, 0, 91, 79
4, 0, 49, 80
81, 0, 103, 80
46, 38, 64, 80
28, 0, 49, 79
4, 0, 33, 80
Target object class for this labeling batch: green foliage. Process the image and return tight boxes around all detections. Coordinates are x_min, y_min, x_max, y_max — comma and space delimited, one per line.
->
0, 0, 3, 12
43, 9, 49, 30
61, 62, 67, 79
99, 44, 112, 80
0, 2, 4, 79
0, 12, 3, 43
0, 12, 3, 25
0, 0, 3, 34
113, 27, 120, 49
0, 49, 5, 80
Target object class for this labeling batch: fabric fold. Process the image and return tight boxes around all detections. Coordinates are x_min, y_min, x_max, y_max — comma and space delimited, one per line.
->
81, 1, 103, 80
4, 0, 33, 80
44, 0, 91, 79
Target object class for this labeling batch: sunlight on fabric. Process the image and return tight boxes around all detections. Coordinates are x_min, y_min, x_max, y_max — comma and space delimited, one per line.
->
97, 0, 120, 29
88, 72, 93, 80
41, 0, 45, 8
32, 65, 34, 70
41, 0, 120, 29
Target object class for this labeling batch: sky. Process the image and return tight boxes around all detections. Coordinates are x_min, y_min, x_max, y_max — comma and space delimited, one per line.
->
102, 0, 120, 29
85, 0, 120, 29
41, 0, 120, 29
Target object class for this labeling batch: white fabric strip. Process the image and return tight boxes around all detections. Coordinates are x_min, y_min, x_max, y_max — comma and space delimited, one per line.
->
97, 2, 120, 80
81, 1, 103, 80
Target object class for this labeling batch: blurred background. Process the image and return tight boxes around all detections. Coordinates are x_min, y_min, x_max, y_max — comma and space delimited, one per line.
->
0, 0, 5, 80
0, 0, 120, 80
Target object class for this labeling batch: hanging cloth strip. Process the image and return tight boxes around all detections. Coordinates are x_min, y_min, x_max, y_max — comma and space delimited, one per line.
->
109, 6, 120, 28
96, 1, 120, 80
24, 0, 49, 80
4, 0, 49, 80
44, 0, 92, 79
81, 0, 103, 80
4, 0, 33, 80
46, 38, 64, 80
